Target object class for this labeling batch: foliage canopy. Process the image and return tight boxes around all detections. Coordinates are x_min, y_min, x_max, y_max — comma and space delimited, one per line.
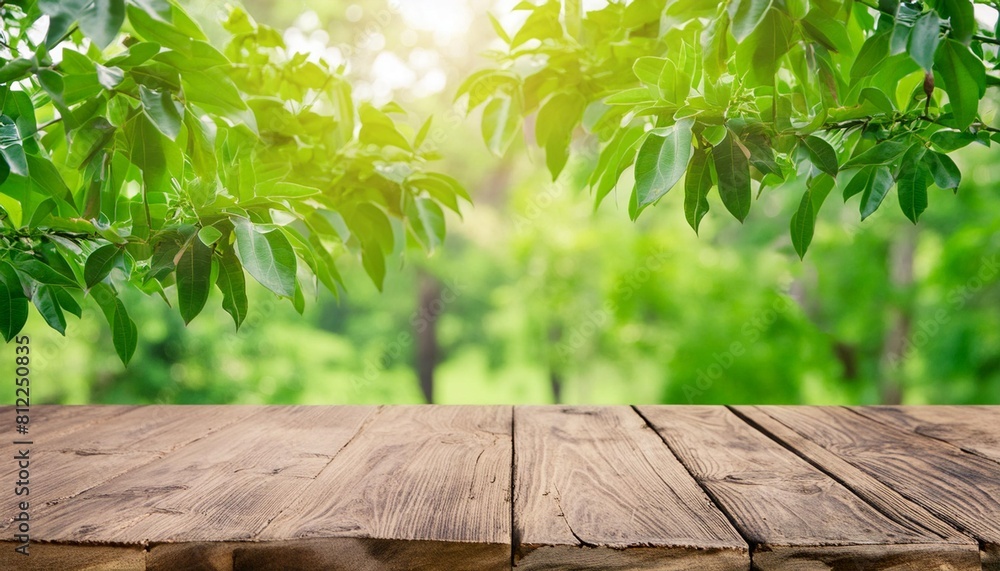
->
463, 0, 997, 256
0, 0, 466, 362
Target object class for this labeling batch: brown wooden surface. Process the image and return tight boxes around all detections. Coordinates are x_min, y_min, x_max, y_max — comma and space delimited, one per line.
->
638, 406, 981, 570
512, 406, 747, 570
755, 406, 1000, 570
256, 405, 513, 571
852, 405, 1000, 464
1, 405, 998, 570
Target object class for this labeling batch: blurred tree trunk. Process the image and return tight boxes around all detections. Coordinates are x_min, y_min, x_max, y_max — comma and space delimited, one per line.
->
547, 324, 564, 404
415, 273, 441, 404
879, 227, 917, 405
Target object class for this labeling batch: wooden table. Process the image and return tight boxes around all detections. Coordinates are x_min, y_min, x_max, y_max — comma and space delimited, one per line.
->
1, 405, 998, 570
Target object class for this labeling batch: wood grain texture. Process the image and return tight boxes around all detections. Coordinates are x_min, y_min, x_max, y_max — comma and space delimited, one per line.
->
0, 542, 145, 571
512, 406, 748, 570
26, 406, 376, 544
853, 405, 1000, 464
637, 406, 981, 570
732, 406, 972, 543
0, 405, 257, 531
758, 406, 1000, 553
5, 405, 999, 570
257, 406, 512, 569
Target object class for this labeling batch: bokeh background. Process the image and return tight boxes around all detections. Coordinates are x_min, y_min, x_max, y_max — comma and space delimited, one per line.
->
11, 0, 1000, 405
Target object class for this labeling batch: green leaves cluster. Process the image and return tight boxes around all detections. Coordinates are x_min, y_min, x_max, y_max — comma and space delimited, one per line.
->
464, 0, 995, 258
0, 1, 467, 362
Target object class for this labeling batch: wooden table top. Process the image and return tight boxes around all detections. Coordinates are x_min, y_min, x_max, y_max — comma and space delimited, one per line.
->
1, 405, 998, 570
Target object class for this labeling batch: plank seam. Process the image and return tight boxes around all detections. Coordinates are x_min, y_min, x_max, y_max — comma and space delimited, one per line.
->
629, 406, 756, 554
250, 405, 384, 540
847, 407, 1000, 469
730, 406, 980, 545
509, 405, 517, 570
831, 406, 1000, 545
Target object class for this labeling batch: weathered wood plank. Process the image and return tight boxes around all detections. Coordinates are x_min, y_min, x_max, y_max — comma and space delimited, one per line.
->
732, 406, 971, 541
854, 405, 1000, 464
637, 406, 981, 570
758, 406, 1000, 561
0, 405, 137, 444
256, 405, 512, 571
0, 542, 145, 570
23, 406, 377, 545
0, 405, 136, 481
513, 406, 748, 570
0, 405, 257, 532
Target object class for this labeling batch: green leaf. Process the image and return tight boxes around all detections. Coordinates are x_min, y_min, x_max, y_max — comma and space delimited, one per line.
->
802, 8, 852, 53
487, 12, 511, 43
78, 0, 126, 49
934, 39, 986, 130
535, 92, 586, 179
591, 127, 644, 208
860, 87, 896, 114
0, 118, 28, 177
908, 11, 941, 72
407, 197, 446, 252
729, 0, 773, 42
0, 263, 28, 343
0, 192, 21, 227
922, 151, 961, 189
181, 69, 247, 113
32, 285, 66, 335
54, 288, 83, 318
126, 114, 168, 196
790, 189, 816, 260
0, 59, 34, 84
842, 140, 908, 169
39, 0, 89, 47
198, 225, 223, 246
84, 244, 123, 288
126, 4, 192, 52
482, 96, 521, 156
684, 148, 713, 234
800, 135, 839, 177
233, 217, 297, 298
67, 117, 115, 169
111, 299, 138, 365
939, 0, 975, 44
739, 9, 793, 85
929, 129, 975, 151
859, 165, 895, 219
713, 129, 752, 222
15, 259, 79, 287
92, 284, 138, 365
633, 57, 667, 88
897, 146, 930, 223
216, 247, 248, 330
851, 31, 890, 81
788, 174, 834, 259
603, 87, 656, 105
139, 86, 183, 140
96, 64, 125, 90
175, 237, 213, 324
361, 238, 386, 291
632, 117, 694, 217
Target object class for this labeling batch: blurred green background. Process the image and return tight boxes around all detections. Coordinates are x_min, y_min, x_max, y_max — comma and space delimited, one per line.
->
10, 0, 1000, 406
